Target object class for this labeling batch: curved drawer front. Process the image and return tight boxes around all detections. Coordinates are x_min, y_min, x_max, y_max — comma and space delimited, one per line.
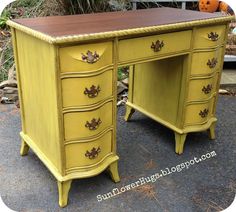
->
187, 73, 218, 102
118, 30, 191, 63
62, 69, 113, 108
191, 48, 223, 75
59, 42, 113, 73
194, 25, 226, 49
65, 130, 112, 169
64, 101, 113, 141
184, 97, 215, 126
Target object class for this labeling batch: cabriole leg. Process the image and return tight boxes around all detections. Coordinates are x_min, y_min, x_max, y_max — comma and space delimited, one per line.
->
20, 139, 30, 156
174, 133, 187, 155
57, 180, 72, 208
107, 161, 120, 183
208, 122, 216, 140
124, 105, 135, 122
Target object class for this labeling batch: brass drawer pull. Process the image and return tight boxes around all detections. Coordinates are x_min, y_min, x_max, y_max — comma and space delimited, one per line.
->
202, 84, 213, 94
151, 40, 164, 52
207, 58, 218, 69
199, 109, 209, 118
85, 147, 101, 159
84, 85, 101, 98
85, 118, 102, 130
208, 32, 219, 41
81, 50, 100, 64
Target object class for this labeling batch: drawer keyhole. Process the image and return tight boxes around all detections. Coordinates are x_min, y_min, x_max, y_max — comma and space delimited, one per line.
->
84, 85, 101, 98
151, 40, 164, 52
202, 84, 213, 94
85, 118, 102, 130
199, 109, 209, 118
85, 147, 101, 159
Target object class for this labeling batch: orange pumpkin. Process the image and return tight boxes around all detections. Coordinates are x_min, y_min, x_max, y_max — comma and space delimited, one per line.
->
219, 1, 228, 12
199, 0, 219, 13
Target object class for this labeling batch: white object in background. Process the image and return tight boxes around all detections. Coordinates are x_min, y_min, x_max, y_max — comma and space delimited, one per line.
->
0, 0, 16, 15
232, 27, 236, 34
0, 196, 16, 212
223, 195, 236, 212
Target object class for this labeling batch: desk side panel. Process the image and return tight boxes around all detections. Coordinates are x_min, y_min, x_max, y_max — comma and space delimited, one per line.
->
14, 30, 62, 174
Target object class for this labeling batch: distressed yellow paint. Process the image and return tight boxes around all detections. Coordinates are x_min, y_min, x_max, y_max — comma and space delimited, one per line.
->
15, 30, 63, 174
191, 48, 223, 75
124, 23, 230, 155
11, 29, 119, 207
9, 13, 232, 207
193, 25, 226, 49
132, 56, 186, 126
187, 73, 218, 102
63, 101, 113, 141
61, 69, 113, 108
65, 130, 113, 169
119, 30, 191, 63
59, 42, 113, 72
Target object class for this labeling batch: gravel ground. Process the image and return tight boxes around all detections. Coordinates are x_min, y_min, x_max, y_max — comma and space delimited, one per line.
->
0, 95, 235, 212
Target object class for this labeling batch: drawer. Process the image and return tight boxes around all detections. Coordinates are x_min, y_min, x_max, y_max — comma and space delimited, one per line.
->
62, 69, 113, 108
191, 48, 223, 75
118, 30, 191, 63
64, 101, 113, 141
65, 130, 113, 169
59, 42, 113, 73
187, 73, 218, 102
184, 97, 215, 126
193, 25, 226, 49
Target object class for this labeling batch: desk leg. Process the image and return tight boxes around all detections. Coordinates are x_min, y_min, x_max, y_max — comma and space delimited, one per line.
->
20, 139, 30, 156
174, 133, 187, 155
107, 161, 120, 183
124, 105, 135, 121
57, 180, 72, 208
208, 122, 216, 140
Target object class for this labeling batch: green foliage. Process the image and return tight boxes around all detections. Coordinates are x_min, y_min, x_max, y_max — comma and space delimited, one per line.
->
59, 0, 130, 14
0, 10, 11, 29
0, 0, 45, 83
117, 67, 129, 81
14, 0, 40, 7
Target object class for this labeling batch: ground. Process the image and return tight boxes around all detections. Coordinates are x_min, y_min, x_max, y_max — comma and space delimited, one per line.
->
0, 95, 235, 211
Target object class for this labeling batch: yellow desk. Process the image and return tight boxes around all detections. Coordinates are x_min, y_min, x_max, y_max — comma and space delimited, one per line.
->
7, 7, 233, 207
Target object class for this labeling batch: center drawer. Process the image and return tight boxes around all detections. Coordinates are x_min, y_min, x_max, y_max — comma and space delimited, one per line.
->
64, 101, 113, 141
118, 30, 191, 63
65, 130, 113, 170
61, 69, 113, 108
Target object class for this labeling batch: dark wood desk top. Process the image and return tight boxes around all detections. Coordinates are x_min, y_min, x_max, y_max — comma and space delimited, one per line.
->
12, 7, 230, 37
